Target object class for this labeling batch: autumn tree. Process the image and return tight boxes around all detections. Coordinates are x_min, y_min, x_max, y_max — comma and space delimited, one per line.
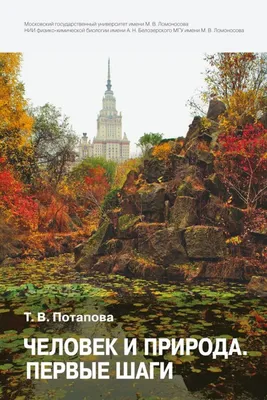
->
76, 166, 110, 210
70, 157, 116, 185
189, 53, 267, 131
113, 158, 141, 189
204, 53, 267, 102
136, 132, 163, 157
0, 53, 35, 181
152, 141, 174, 161
68, 159, 114, 219
31, 103, 78, 186
0, 158, 38, 230
215, 124, 267, 208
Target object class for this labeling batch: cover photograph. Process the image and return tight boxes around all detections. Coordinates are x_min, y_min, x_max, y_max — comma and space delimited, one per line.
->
0, 1, 266, 399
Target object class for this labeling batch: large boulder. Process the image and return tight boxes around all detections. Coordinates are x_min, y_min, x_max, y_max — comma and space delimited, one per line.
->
121, 170, 139, 194
184, 225, 227, 260
195, 149, 214, 166
194, 259, 260, 282
138, 183, 166, 222
120, 193, 140, 215
183, 116, 202, 147
247, 276, 267, 297
112, 253, 165, 280
176, 177, 209, 209
184, 116, 221, 151
75, 222, 114, 271
89, 256, 115, 274
166, 263, 203, 282
170, 196, 198, 228
185, 146, 215, 176
204, 173, 227, 199
171, 155, 189, 175
134, 222, 165, 238
120, 170, 140, 215
203, 197, 244, 236
207, 99, 226, 121
117, 214, 141, 239
143, 158, 172, 183
223, 206, 245, 236
137, 225, 188, 266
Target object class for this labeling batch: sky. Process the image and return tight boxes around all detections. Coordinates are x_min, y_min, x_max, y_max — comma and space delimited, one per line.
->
20, 52, 208, 156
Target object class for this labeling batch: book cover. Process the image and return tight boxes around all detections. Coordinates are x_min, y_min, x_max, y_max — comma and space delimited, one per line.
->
0, 1, 266, 399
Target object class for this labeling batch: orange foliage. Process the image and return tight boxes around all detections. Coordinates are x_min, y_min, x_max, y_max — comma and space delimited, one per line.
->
0, 53, 33, 158
32, 166, 110, 234
0, 159, 38, 230
33, 177, 76, 233
219, 90, 266, 132
37, 195, 72, 233
83, 167, 110, 204
152, 142, 174, 161
196, 141, 210, 151
113, 158, 141, 189
70, 166, 110, 210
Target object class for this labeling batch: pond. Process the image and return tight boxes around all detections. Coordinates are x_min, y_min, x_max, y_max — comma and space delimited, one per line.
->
0, 255, 266, 400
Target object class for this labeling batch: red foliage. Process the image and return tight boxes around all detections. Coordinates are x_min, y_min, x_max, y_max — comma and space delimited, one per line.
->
0, 159, 38, 229
79, 166, 110, 208
215, 124, 267, 207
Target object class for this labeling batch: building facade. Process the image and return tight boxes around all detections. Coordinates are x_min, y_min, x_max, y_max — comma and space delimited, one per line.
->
77, 59, 130, 163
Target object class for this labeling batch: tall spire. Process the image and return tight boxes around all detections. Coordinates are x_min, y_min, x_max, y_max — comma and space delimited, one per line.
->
108, 58, 111, 80
106, 58, 112, 92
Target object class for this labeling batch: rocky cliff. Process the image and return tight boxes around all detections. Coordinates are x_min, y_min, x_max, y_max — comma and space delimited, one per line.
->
75, 109, 266, 286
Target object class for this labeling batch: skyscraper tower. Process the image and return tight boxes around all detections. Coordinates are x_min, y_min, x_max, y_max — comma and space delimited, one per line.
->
93, 58, 130, 162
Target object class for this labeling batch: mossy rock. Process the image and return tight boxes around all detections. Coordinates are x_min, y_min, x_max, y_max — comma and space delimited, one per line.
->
138, 183, 165, 222
247, 276, 267, 297
204, 173, 227, 199
184, 225, 227, 260
183, 116, 202, 147
196, 149, 214, 165
203, 197, 244, 235
128, 257, 165, 281
90, 255, 116, 274
137, 226, 188, 266
176, 178, 209, 206
170, 196, 198, 228
101, 189, 120, 213
111, 253, 165, 281
104, 238, 123, 254
118, 214, 140, 232
75, 222, 114, 271
170, 154, 189, 172
116, 214, 141, 239
166, 263, 202, 282
143, 158, 172, 183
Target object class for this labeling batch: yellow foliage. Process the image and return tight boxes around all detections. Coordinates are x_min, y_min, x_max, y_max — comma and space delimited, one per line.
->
113, 158, 141, 189
135, 254, 157, 267
226, 236, 242, 245
57, 177, 75, 198
0, 53, 33, 156
200, 117, 212, 130
219, 90, 265, 133
196, 141, 210, 151
152, 142, 174, 161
